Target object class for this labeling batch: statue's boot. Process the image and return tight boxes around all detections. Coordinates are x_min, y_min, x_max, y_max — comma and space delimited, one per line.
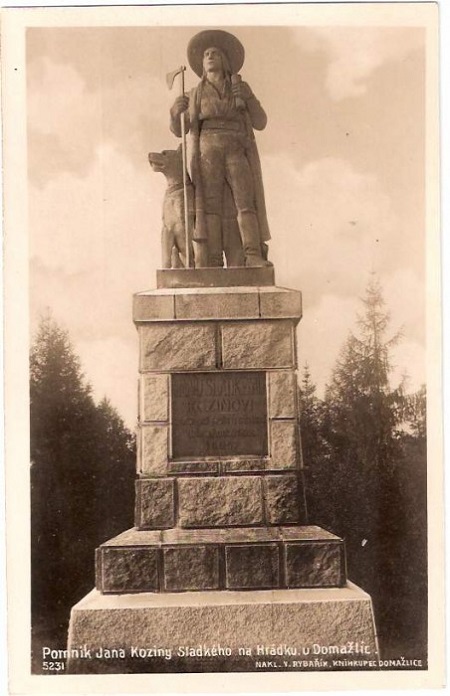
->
238, 211, 272, 267
205, 214, 224, 267
193, 241, 208, 268
223, 218, 245, 267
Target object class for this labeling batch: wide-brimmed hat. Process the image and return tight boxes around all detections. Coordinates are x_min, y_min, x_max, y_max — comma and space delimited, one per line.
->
187, 30, 245, 77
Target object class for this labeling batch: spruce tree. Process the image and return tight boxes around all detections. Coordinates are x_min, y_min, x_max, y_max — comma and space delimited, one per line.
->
30, 313, 99, 628
325, 276, 403, 476
30, 313, 136, 663
316, 277, 426, 660
321, 278, 404, 547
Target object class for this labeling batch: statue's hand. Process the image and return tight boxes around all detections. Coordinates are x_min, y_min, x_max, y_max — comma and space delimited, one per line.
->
171, 95, 189, 118
231, 80, 253, 102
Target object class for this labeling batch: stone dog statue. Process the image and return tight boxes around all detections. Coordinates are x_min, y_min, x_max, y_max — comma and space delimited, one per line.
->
148, 145, 245, 268
148, 146, 197, 269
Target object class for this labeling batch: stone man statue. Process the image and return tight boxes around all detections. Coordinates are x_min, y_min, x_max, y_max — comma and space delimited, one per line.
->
170, 30, 271, 268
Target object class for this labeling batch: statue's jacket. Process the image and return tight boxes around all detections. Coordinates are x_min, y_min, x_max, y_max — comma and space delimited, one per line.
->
183, 80, 271, 244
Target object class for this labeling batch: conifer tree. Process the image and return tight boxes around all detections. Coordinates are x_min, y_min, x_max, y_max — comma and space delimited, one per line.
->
324, 276, 403, 476
30, 312, 97, 471
30, 313, 136, 654
320, 278, 404, 543
313, 277, 426, 659
30, 313, 99, 626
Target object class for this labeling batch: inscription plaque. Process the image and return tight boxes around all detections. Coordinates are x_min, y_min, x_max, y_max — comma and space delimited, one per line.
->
171, 372, 268, 458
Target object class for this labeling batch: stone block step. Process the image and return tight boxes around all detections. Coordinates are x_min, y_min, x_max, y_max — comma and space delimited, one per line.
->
135, 473, 306, 530
96, 525, 346, 594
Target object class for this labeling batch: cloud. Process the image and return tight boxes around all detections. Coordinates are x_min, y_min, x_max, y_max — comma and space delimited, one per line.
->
298, 271, 425, 399
27, 59, 100, 184
265, 154, 425, 394
30, 143, 164, 346
266, 154, 400, 299
390, 340, 425, 394
30, 142, 162, 273
300, 27, 423, 100
77, 336, 138, 428
383, 267, 425, 345
27, 54, 173, 186
298, 293, 360, 396
29, 142, 168, 425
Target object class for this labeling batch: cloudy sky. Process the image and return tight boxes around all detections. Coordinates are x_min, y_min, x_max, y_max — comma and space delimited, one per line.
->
27, 21, 426, 428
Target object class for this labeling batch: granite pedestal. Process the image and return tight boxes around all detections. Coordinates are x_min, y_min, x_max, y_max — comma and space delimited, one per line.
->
67, 268, 378, 672
68, 583, 378, 673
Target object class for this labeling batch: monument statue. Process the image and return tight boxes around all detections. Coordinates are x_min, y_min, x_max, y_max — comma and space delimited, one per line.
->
67, 28, 379, 674
169, 29, 271, 268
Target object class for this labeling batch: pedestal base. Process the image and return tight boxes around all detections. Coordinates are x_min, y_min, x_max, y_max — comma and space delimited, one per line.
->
96, 526, 346, 593
67, 582, 379, 673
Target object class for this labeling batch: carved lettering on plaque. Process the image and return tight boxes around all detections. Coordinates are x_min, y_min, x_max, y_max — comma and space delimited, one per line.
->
171, 372, 268, 458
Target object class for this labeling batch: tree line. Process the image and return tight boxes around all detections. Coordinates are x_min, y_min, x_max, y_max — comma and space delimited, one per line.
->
30, 313, 136, 669
300, 278, 427, 662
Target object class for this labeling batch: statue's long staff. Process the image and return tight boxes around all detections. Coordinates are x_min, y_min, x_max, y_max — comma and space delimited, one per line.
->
167, 65, 190, 268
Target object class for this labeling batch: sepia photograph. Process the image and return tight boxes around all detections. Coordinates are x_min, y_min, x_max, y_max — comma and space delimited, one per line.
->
2, 1, 444, 693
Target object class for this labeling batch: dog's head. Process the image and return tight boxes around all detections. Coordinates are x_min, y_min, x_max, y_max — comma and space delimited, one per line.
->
148, 145, 183, 176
